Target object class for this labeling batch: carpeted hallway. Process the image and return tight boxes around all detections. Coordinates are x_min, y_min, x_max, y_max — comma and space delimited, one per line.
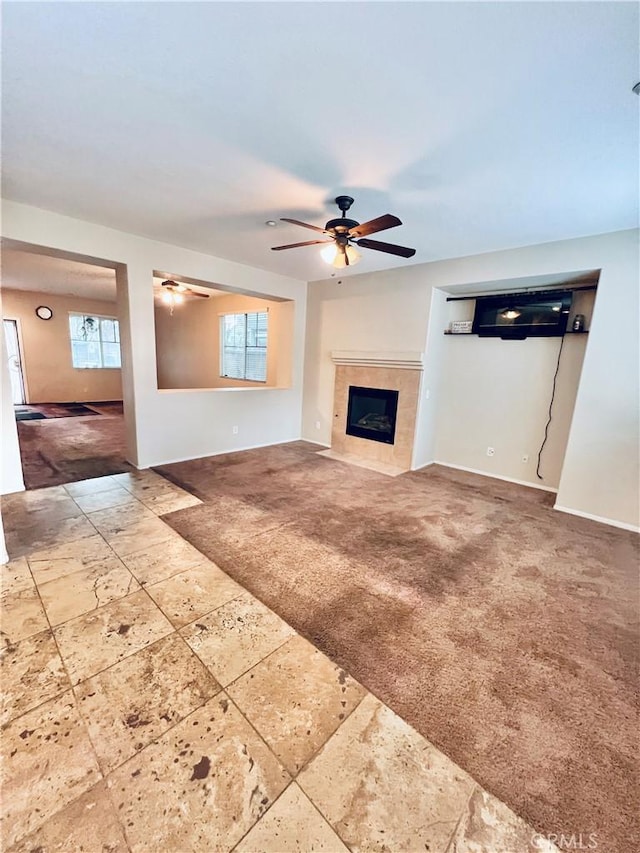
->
17, 402, 131, 490
157, 441, 639, 853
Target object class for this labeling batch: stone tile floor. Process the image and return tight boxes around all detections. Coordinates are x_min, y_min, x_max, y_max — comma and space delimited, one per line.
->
1, 470, 557, 852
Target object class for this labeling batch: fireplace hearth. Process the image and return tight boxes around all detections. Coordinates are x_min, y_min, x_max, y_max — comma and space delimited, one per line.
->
346, 385, 399, 445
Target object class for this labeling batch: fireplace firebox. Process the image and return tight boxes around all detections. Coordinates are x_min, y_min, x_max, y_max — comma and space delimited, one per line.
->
346, 385, 399, 445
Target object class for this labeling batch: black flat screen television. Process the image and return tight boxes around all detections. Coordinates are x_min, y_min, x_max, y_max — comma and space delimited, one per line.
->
472, 290, 573, 339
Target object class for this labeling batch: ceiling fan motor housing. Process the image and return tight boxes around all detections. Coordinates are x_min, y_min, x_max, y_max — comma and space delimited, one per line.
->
325, 217, 359, 233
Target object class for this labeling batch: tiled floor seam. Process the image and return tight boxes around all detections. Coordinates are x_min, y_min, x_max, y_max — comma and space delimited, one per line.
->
73, 592, 370, 847
41, 511, 298, 799
11, 554, 115, 852
68, 503, 407, 845
24, 554, 78, 696
25, 592, 462, 853
69, 633, 206, 771
289, 781, 356, 853
30, 563, 141, 631
225, 653, 369, 779
1, 654, 69, 728
229, 777, 357, 853
100, 691, 285, 853
48, 587, 172, 675
187, 616, 296, 688
227, 780, 293, 853
27, 513, 256, 685
28, 512, 176, 687
6, 611, 219, 846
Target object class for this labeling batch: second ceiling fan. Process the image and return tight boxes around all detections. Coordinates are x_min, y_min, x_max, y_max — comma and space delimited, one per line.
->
271, 196, 416, 268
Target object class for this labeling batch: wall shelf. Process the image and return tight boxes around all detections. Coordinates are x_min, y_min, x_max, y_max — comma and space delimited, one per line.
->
443, 330, 589, 336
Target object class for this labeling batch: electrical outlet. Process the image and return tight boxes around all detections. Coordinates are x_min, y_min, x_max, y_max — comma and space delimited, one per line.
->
522, 454, 529, 463
486, 447, 495, 457
315, 421, 321, 430
232, 426, 239, 435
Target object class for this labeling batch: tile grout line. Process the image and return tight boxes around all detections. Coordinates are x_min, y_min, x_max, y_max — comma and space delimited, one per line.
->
7, 543, 463, 853
289, 781, 355, 853
29, 554, 140, 630
7, 478, 473, 851
223, 686, 368, 853
227, 779, 298, 853
184, 606, 295, 689
14, 548, 127, 852
14, 518, 251, 722
7, 479, 348, 849
67, 490, 376, 848
12, 487, 212, 852
93, 689, 284, 853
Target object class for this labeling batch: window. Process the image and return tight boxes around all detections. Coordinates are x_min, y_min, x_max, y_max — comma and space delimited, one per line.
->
69, 313, 121, 369
220, 311, 268, 382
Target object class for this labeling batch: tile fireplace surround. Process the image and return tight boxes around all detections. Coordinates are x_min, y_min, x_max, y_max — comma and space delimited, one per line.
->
328, 351, 423, 471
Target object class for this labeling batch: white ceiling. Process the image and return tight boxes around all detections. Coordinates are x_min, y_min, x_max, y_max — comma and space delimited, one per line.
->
1, 248, 117, 301
2, 2, 638, 282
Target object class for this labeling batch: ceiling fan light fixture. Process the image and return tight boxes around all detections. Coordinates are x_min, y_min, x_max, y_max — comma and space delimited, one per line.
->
320, 243, 361, 268
335, 245, 361, 268
161, 291, 173, 305
320, 243, 338, 265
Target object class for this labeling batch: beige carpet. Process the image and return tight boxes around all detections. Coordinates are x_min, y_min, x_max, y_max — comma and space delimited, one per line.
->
157, 442, 639, 853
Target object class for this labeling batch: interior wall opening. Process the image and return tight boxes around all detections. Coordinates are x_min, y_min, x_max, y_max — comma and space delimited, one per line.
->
152, 272, 294, 391
0, 240, 134, 490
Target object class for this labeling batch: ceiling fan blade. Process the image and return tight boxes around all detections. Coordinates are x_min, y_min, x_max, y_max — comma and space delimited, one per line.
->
280, 218, 327, 234
188, 291, 210, 298
271, 240, 332, 251
349, 214, 401, 238
356, 238, 416, 258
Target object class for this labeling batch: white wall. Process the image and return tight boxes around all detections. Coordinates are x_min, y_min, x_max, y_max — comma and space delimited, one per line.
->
435, 334, 587, 489
1, 201, 307, 474
304, 229, 639, 529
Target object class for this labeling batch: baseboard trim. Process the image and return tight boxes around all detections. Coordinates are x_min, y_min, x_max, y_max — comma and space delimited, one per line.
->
411, 460, 435, 472
553, 504, 639, 533
139, 437, 303, 470
300, 437, 331, 448
431, 461, 559, 493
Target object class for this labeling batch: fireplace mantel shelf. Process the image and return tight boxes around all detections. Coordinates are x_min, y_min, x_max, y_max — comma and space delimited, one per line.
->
330, 350, 424, 370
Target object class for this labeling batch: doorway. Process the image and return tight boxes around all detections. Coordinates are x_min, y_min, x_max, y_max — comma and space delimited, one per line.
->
1, 245, 133, 489
3, 318, 26, 405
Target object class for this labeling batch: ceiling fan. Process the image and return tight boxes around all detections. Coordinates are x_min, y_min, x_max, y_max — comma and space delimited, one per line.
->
156, 280, 209, 313
271, 196, 416, 268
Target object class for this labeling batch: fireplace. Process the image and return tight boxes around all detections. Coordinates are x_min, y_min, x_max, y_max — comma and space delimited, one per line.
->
346, 385, 399, 445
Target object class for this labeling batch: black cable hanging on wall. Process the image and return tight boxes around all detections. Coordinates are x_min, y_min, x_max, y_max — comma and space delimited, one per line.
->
536, 335, 566, 480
